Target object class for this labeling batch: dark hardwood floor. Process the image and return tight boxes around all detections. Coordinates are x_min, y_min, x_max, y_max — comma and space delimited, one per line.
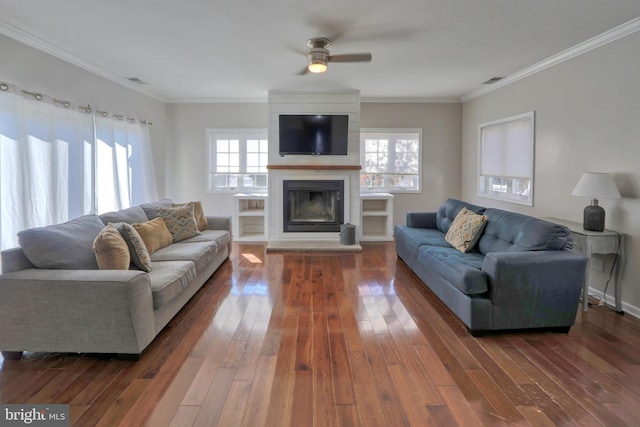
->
1, 242, 639, 426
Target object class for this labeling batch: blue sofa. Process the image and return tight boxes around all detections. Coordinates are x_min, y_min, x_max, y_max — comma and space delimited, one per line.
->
395, 199, 588, 335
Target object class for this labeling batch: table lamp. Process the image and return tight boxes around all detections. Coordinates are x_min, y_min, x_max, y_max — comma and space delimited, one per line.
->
571, 172, 621, 231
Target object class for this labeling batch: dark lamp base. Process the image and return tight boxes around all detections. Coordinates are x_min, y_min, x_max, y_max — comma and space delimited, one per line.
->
583, 205, 605, 232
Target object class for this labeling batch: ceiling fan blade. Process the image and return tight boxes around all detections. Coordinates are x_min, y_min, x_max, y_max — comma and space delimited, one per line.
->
328, 53, 372, 63
306, 16, 352, 42
285, 42, 307, 57
296, 66, 310, 75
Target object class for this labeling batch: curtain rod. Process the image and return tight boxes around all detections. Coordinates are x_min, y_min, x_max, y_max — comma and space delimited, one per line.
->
0, 80, 152, 125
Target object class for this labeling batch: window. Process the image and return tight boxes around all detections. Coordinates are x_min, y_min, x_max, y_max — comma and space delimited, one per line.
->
477, 112, 534, 206
206, 129, 268, 192
360, 129, 421, 192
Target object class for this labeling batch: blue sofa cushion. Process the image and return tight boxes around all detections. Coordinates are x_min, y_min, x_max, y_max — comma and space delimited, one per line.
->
394, 225, 449, 268
397, 226, 450, 248
477, 209, 570, 254
436, 199, 486, 234
417, 245, 487, 295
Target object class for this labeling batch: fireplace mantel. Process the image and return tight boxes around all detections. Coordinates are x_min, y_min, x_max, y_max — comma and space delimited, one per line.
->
267, 165, 361, 170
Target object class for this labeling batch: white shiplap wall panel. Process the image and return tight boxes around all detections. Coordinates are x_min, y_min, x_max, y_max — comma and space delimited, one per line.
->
267, 90, 361, 241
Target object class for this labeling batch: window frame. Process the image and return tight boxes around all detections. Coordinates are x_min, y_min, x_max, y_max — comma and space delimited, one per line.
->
205, 128, 268, 193
359, 128, 422, 194
477, 112, 535, 206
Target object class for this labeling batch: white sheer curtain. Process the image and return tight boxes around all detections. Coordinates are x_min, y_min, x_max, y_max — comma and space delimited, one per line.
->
0, 86, 158, 250
94, 116, 157, 213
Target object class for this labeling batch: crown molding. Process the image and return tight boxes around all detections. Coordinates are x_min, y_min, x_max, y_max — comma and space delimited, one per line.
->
168, 97, 268, 104
0, 18, 168, 103
361, 97, 461, 104
461, 17, 640, 103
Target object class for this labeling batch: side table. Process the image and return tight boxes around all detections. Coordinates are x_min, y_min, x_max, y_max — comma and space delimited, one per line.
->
544, 217, 624, 312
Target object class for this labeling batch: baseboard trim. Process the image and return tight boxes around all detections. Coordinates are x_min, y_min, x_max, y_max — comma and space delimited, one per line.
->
588, 287, 640, 319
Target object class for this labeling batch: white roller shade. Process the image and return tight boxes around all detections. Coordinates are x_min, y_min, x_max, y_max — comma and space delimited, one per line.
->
480, 114, 533, 178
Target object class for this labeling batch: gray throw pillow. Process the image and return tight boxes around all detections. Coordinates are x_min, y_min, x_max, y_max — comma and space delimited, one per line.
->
112, 222, 152, 272
139, 199, 173, 220
17, 214, 105, 269
99, 206, 148, 225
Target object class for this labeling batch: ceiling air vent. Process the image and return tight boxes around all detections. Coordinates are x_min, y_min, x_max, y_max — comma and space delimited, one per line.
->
126, 77, 147, 84
483, 77, 504, 84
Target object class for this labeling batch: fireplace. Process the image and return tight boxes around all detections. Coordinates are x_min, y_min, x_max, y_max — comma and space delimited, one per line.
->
283, 180, 344, 232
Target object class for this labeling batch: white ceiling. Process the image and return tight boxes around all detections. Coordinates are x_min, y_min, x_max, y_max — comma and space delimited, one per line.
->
1, 0, 638, 102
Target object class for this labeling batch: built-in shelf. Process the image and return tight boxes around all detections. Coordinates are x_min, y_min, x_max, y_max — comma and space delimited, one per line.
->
360, 193, 394, 241
233, 193, 268, 242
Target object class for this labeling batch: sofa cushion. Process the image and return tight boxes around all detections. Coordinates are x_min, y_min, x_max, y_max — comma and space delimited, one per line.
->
173, 201, 208, 231
179, 230, 230, 249
436, 199, 486, 234
155, 205, 201, 243
147, 260, 197, 309
477, 209, 571, 254
417, 246, 487, 295
112, 222, 152, 272
445, 207, 489, 253
132, 218, 173, 254
93, 224, 131, 270
151, 241, 217, 275
99, 206, 148, 225
139, 199, 173, 220
394, 225, 450, 269
17, 214, 105, 270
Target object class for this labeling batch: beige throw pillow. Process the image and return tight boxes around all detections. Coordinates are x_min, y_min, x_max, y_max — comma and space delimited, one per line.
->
445, 207, 489, 253
93, 224, 131, 270
173, 201, 208, 231
132, 218, 173, 254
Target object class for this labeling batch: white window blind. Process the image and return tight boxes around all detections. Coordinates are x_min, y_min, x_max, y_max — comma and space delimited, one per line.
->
478, 112, 534, 205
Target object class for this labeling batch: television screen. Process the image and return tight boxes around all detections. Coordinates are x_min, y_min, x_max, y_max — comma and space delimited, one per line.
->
279, 114, 348, 155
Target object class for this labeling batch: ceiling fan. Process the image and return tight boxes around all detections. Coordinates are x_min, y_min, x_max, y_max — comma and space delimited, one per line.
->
298, 37, 372, 75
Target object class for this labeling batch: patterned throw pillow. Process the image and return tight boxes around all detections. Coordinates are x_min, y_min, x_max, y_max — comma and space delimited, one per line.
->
132, 218, 173, 254
173, 201, 208, 231
155, 205, 201, 243
112, 222, 152, 272
445, 207, 489, 253
93, 224, 131, 270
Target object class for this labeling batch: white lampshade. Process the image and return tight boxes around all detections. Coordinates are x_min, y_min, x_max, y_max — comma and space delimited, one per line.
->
571, 172, 621, 199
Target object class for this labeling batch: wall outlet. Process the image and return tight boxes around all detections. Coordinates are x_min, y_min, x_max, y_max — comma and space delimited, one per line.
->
590, 257, 604, 272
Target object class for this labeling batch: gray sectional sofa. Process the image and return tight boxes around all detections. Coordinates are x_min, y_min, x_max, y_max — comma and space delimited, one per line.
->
0, 199, 232, 360
395, 198, 588, 335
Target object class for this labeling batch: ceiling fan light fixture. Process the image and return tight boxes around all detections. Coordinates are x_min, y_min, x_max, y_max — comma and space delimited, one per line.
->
307, 45, 329, 73
308, 60, 328, 73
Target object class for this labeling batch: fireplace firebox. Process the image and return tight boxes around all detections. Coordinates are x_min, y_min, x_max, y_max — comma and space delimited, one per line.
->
283, 180, 344, 232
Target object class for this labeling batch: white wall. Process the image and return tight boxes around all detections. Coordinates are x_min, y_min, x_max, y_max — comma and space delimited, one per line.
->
0, 34, 169, 197
164, 102, 268, 217
462, 32, 640, 315
361, 102, 462, 227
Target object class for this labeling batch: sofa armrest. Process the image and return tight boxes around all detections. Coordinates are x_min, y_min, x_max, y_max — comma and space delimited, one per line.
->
1, 247, 35, 273
406, 212, 437, 229
481, 250, 588, 329
206, 215, 232, 253
0, 269, 156, 356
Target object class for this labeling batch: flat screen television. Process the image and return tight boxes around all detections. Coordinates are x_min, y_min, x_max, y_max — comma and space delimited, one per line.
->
279, 114, 349, 156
